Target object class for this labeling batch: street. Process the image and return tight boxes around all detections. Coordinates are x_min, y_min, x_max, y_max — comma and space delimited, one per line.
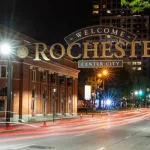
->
0, 109, 150, 150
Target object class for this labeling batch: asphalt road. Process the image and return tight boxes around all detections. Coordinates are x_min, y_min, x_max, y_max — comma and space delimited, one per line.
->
0, 109, 150, 150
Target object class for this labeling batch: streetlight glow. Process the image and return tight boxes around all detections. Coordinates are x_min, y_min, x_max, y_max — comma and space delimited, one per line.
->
0, 43, 11, 55
102, 70, 108, 76
0, 42, 12, 127
106, 99, 111, 105
134, 91, 138, 95
98, 73, 102, 78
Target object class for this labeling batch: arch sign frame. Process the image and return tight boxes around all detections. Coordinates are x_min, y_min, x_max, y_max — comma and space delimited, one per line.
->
17, 25, 150, 68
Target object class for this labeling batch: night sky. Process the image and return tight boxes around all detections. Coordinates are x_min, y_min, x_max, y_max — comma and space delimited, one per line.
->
0, 0, 92, 45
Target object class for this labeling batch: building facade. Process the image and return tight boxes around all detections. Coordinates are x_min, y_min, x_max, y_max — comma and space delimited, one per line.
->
92, 0, 149, 77
0, 26, 79, 122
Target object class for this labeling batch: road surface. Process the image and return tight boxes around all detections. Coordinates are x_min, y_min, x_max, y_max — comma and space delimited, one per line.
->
0, 109, 150, 150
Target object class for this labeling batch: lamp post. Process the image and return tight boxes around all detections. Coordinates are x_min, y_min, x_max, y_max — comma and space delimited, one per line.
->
0, 43, 12, 127
97, 69, 108, 109
53, 88, 56, 122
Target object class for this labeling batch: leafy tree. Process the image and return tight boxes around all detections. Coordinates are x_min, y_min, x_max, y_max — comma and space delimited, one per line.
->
121, 0, 150, 12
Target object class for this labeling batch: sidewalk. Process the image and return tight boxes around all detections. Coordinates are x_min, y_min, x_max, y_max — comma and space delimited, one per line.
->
0, 115, 80, 133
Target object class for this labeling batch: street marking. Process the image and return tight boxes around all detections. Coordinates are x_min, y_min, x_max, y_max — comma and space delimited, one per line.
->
11, 144, 35, 149
75, 133, 85, 136
97, 147, 105, 150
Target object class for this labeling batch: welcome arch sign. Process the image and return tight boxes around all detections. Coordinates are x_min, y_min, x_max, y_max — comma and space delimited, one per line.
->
17, 25, 150, 68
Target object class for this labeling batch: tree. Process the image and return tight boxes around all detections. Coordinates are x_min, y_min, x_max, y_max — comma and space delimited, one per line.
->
121, 0, 150, 12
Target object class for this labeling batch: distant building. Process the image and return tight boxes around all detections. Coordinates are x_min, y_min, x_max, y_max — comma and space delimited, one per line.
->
92, 0, 150, 77
0, 25, 79, 121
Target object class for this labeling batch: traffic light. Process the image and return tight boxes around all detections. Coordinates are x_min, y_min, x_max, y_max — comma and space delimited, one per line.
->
139, 90, 143, 96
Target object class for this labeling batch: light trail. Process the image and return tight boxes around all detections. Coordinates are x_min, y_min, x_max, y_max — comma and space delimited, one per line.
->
0, 109, 149, 143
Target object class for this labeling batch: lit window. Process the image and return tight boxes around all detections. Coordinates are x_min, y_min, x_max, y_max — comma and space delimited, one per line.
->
137, 62, 142, 65
93, 11, 99, 14
32, 70, 36, 82
137, 67, 141, 70
132, 62, 136, 65
107, 10, 111, 14
93, 5, 99, 9
127, 62, 131, 65
107, 35, 111, 38
132, 67, 136, 70
103, 5, 106, 8
0, 66, 7, 78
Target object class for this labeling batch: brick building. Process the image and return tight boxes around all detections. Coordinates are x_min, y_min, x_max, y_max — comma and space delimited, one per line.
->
0, 25, 79, 122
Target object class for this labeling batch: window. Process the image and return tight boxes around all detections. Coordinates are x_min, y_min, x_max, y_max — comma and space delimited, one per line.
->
107, 35, 111, 38
0, 66, 7, 78
103, 5, 106, 8
51, 74, 56, 83
0, 100, 4, 111
68, 78, 72, 86
44, 73, 47, 83
132, 67, 136, 70
32, 70, 36, 82
93, 11, 99, 14
106, 10, 111, 14
32, 89, 36, 99
93, 5, 99, 9
137, 67, 142, 70
137, 62, 142, 65
43, 90, 47, 99
132, 62, 136, 65
41, 72, 47, 83
127, 62, 131, 65
60, 76, 65, 85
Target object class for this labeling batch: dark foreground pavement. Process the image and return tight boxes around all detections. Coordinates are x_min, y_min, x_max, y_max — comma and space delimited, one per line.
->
0, 109, 150, 150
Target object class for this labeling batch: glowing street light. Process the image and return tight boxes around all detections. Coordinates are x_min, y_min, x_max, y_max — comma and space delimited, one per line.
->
0, 43, 11, 55
97, 69, 109, 109
102, 70, 108, 76
134, 90, 143, 96
0, 42, 12, 127
134, 91, 138, 95
106, 99, 111, 105
98, 73, 102, 78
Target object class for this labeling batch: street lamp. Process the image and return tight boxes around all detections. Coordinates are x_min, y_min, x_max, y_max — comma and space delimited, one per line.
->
53, 88, 56, 122
102, 70, 108, 76
101, 69, 108, 91
98, 73, 102, 78
97, 69, 109, 109
134, 91, 138, 95
0, 43, 12, 127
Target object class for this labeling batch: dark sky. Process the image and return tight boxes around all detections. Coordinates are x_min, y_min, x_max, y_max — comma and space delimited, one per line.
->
0, 0, 93, 45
